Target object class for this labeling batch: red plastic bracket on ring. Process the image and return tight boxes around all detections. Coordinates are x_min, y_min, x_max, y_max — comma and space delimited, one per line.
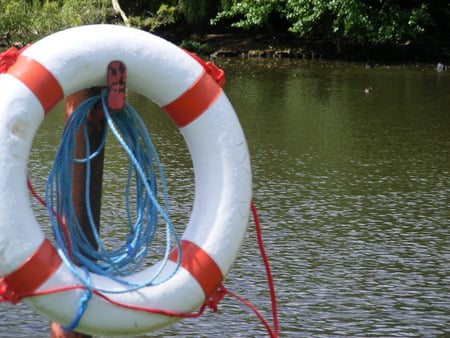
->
205, 284, 228, 312
0, 277, 20, 304
184, 50, 225, 87
106, 60, 127, 112
0, 239, 62, 305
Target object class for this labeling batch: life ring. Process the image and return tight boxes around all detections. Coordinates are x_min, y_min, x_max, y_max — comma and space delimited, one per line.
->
0, 25, 251, 335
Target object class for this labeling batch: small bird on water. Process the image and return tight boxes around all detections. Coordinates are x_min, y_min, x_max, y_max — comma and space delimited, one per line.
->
436, 62, 446, 72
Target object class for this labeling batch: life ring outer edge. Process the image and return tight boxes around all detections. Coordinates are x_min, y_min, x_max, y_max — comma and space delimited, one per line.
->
0, 24, 252, 336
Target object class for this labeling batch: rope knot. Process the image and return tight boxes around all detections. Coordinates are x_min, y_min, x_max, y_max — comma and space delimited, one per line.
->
0, 45, 29, 73
206, 284, 228, 312
0, 277, 21, 305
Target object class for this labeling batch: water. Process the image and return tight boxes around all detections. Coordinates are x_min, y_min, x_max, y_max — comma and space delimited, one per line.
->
1, 59, 449, 337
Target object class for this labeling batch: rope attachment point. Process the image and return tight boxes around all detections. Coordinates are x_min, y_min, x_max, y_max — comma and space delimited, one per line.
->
185, 50, 225, 87
0, 45, 30, 73
0, 239, 62, 304
205, 284, 228, 312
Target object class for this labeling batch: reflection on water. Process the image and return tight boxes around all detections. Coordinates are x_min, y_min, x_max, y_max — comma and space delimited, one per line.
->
1, 59, 449, 337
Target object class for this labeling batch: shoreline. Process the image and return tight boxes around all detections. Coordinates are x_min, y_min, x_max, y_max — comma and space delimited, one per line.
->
2, 29, 449, 65
158, 30, 450, 65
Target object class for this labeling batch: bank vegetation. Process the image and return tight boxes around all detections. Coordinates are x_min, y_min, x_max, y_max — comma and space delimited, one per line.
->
1, 0, 449, 61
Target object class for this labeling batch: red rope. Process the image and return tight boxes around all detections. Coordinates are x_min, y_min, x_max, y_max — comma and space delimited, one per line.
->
13, 184, 279, 335
251, 200, 279, 337
26, 178, 72, 257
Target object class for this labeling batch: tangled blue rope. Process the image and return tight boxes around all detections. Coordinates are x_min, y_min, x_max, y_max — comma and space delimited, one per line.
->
45, 90, 181, 295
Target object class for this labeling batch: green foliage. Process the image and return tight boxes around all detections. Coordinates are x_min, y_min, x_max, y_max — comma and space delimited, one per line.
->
59, 0, 110, 26
321, 0, 433, 44
212, 0, 281, 29
0, 0, 33, 44
179, 39, 208, 53
0, 0, 446, 52
0, 0, 110, 46
213, 0, 435, 46
129, 4, 177, 31
179, 0, 211, 24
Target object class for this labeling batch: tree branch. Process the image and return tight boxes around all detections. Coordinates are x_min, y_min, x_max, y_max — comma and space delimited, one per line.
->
112, 0, 130, 27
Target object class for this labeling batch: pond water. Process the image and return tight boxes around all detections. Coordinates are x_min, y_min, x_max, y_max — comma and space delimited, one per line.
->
1, 58, 449, 337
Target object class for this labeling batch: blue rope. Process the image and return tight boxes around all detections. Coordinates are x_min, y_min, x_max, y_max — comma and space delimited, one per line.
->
45, 90, 181, 328
60, 268, 92, 332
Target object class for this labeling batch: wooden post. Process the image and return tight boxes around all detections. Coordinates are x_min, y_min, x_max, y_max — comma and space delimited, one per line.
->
50, 87, 105, 338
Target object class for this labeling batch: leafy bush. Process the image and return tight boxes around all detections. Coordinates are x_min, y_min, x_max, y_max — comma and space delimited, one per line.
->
212, 0, 435, 46
0, 0, 110, 46
129, 4, 177, 31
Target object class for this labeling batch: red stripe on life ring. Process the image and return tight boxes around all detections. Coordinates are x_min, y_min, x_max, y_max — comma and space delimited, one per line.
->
7, 55, 64, 115
163, 70, 222, 128
0, 239, 62, 304
169, 240, 223, 298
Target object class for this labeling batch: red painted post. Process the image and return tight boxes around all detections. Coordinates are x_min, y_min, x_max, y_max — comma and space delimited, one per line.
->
49, 87, 105, 338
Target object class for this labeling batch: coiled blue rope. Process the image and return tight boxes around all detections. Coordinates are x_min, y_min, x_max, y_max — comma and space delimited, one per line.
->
45, 90, 181, 330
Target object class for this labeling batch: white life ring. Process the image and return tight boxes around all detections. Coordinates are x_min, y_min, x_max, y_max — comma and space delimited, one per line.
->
0, 24, 251, 336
